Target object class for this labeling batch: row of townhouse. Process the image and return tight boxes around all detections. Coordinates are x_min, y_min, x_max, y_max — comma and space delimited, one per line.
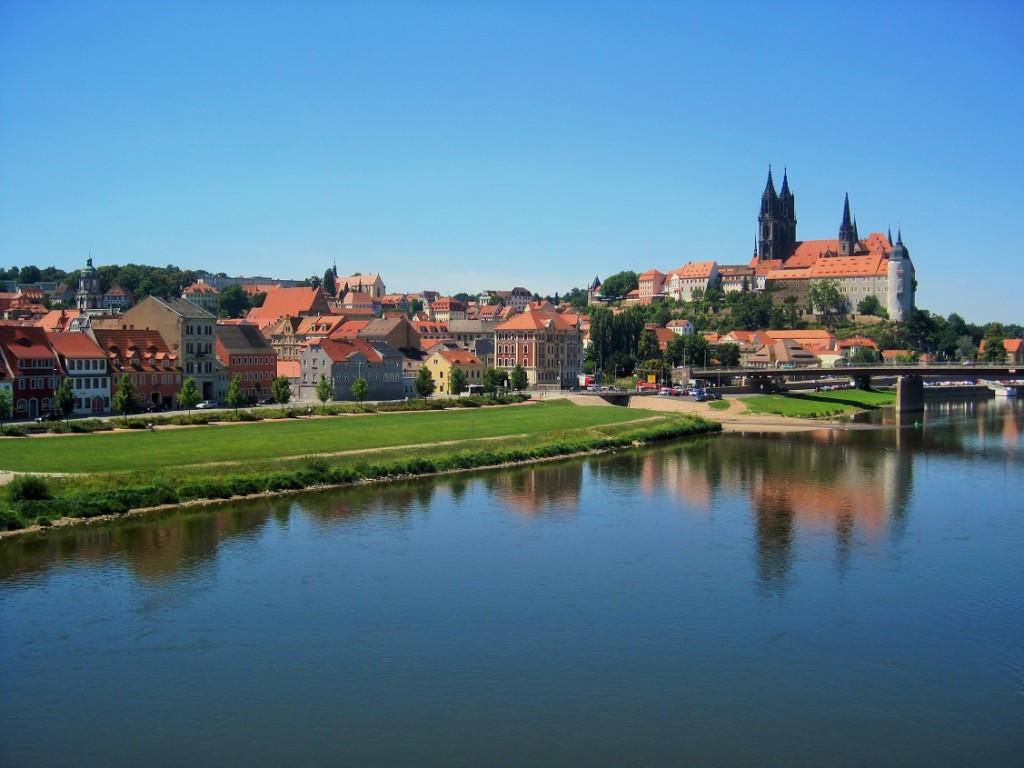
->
288, 305, 585, 402
0, 295, 279, 420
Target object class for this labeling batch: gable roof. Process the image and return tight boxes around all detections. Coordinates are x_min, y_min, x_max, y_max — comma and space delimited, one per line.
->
495, 308, 577, 332
216, 324, 276, 354
46, 331, 106, 359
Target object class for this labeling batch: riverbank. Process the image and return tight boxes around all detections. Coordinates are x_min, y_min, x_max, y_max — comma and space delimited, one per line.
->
0, 408, 721, 537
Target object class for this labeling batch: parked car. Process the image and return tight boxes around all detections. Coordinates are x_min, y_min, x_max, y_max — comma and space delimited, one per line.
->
34, 412, 60, 423
196, 400, 219, 409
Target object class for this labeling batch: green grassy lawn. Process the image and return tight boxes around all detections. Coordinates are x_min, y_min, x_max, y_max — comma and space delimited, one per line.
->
742, 388, 895, 418
0, 401, 656, 474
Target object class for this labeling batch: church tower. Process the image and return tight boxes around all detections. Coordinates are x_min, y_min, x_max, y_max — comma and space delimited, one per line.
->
838, 194, 858, 256
758, 167, 797, 261
75, 256, 103, 313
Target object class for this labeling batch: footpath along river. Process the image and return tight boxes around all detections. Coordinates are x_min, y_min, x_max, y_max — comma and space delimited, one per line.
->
1, 398, 1022, 766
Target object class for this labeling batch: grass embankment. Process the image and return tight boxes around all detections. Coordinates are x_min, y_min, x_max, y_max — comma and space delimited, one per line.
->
0, 402, 720, 532
742, 388, 895, 418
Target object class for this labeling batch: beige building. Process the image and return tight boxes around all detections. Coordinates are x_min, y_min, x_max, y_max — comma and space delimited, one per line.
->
105, 296, 218, 399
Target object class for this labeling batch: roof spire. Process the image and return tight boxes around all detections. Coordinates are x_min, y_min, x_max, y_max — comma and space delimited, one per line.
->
780, 167, 791, 196
841, 193, 852, 227
897, 227, 903, 245
888, 226, 893, 245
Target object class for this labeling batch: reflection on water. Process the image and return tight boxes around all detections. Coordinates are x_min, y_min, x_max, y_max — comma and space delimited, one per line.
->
1, 399, 1021, 766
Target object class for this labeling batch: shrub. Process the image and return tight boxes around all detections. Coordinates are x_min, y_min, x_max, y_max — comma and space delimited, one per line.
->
228, 477, 263, 496
0, 508, 25, 530
265, 473, 304, 492
306, 457, 330, 476
7, 475, 52, 502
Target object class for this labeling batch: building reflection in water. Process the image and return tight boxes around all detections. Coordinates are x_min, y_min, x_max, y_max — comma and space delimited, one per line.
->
483, 461, 584, 517
633, 427, 918, 591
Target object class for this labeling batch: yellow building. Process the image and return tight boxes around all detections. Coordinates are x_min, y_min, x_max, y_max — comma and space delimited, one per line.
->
425, 346, 484, 394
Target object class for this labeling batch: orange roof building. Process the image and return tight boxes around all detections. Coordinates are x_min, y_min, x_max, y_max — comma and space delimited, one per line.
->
751, 168, 915, 321
494, 307, 582, 388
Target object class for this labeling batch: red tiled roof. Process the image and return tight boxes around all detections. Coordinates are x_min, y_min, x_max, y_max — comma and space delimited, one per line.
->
495, 309, 576, 332
46, 332, 105, 358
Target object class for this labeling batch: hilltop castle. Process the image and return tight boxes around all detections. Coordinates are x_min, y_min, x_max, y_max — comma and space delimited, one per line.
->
751, 167, 915, 321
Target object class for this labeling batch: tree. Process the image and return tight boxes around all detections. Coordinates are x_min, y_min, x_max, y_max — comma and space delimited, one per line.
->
54, 377, 75, 425
413, 367, 435, 399
856, 294, 884, 317
510, 364, 529, 392
251, 291, 267, 308
782, 296, 801, 329
226, 374, 246, 414
351, 377, 369, 403
482, 366, 508, 394
981, 323, 1007, 363
634, 359, 671, 385
178, 377, 201, 421
0, 388, 12, 435
955, 335, 977, 362
806, 279, 847, 326
271, 376, 292, 410
316, 374, 334, 412
217, 284, 251, 318
449, 366, 468, 395
409, 298, 424, 316
112, 376, 138, 424
598, 270, 639, 301
636, 329, 661, 363
323, 268, 337, 297
714, 342, 741, 367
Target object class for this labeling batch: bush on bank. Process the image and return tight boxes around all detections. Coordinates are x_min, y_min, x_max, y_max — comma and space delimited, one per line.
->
1, 416, 719, 532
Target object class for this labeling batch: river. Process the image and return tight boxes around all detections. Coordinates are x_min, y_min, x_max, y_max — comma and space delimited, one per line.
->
1, 399, 1022, 766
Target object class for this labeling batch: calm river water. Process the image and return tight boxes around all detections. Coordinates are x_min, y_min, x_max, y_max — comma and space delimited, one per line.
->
2, 399, 1022, 767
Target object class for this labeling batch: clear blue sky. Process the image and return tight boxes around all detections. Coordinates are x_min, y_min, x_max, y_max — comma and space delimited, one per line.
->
2, 0, 1021, 324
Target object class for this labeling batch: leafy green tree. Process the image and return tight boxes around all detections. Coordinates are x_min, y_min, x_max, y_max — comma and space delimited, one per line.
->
178, 377, 201, 421
981, 323, 1007, 363
323, 268, 337, 297
54, 377, 75, 424
636, 329, 661, 363
851, 346, 878, 364
112, 376, 138, 425
482, 366, 508, 394
449, 366, 468, 395
226, 374, 246, 414
806, 279, 847, 326
316, 374, 334, 412
351, 377, 369, 403
409, 298, 424, 316
714, 343, 741, 367
251, 291, 267, 308
510, 364, 529, 392
0, 388, 12, 435
955, 335, 977, 362
597, 270, 639, 301
413, 366, 435, 399
666, 333, 711, 368
217, 284, 251, 318
782, 296, 801, 329
271, 375, 292, 410
856, 294, 884, 317
634, 359, 671, 385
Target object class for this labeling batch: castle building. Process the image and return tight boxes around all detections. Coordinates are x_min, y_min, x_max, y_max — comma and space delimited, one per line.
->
751, 168, 916, 321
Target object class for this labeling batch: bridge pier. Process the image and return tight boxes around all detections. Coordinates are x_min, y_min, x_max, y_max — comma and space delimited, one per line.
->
896, 375, 924, 412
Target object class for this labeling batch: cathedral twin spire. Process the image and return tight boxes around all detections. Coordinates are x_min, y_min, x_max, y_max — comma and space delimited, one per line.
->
758, 165, 797, 261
